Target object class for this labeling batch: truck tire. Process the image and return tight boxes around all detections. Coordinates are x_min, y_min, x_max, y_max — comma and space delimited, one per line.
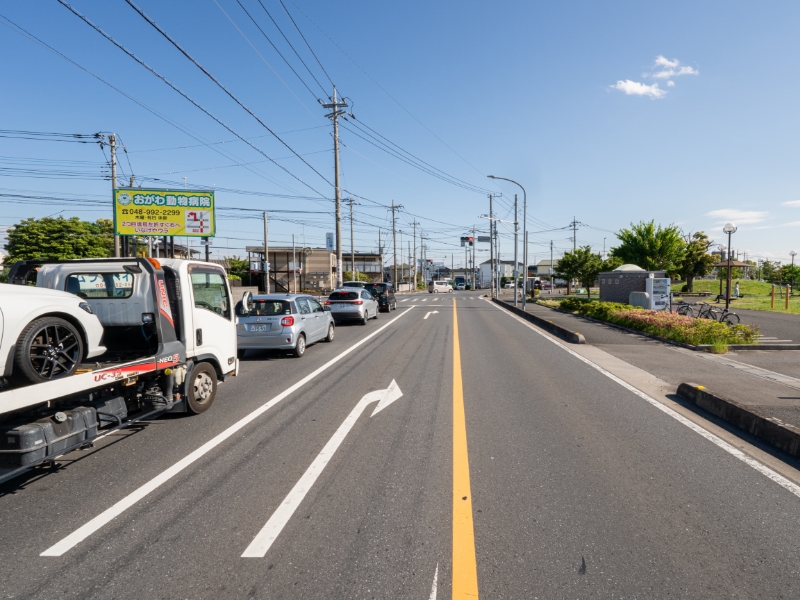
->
14, 316, 84, 384
186, 362, 217, 414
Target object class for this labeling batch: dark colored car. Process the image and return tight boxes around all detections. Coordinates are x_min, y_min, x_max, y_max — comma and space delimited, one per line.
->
364, 282, 397, 312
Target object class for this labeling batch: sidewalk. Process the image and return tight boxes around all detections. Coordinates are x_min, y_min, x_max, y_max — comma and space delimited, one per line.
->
501, 296, 800, 433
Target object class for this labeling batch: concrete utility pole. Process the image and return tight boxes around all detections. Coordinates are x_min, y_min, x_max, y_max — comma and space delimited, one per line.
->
472, 226, 477, 289
264, 213, 269, 294
550, 240, 554, 295
322, 86, 348, 288
345, 198, 357, 281
389, 201, 403, 286
292, 234, 297, 294
514, 193, 519, 307
489, 194, 495, 297
109, 133, 120, 257
411, 220, 419, 289
571, 216, 578, 251
377, 229, 383, 282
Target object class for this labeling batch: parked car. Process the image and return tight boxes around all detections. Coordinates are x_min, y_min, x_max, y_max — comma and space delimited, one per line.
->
503, 282, 514, 289
236, 293, 334, 358
364, 282, 397, 312
428, 280, 452, 293
0, 283, 107, 383
324, 289, 379, 325
455, 283, 466, 291
342, 281, 367, 289
540, 281, 552, 290
465, 282, 472, 290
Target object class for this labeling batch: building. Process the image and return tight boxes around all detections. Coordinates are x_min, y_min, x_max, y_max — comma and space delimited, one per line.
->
246, 246, 383, 293
531, 258, 558, 277
478, 259, 523, 286
599, 264, 667, 304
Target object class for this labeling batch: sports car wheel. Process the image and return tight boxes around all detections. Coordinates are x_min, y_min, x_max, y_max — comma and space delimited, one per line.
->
14, 317, 84, 384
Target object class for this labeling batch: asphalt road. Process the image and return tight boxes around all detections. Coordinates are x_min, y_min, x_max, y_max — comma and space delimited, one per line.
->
2, 291, 800, 598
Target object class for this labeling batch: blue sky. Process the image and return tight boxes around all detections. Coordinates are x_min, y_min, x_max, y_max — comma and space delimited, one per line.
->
1, 0, 799, 268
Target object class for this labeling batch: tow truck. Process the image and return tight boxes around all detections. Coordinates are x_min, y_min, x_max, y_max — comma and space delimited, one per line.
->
0, 257, 239, 484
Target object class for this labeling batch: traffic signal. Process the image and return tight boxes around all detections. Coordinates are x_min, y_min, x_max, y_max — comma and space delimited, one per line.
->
468, 236, 474, 246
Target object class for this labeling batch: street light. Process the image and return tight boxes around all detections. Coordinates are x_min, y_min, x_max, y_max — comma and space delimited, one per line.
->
790, 250, 797, 296
723, 223, 737, 310
488, 175, 528, 309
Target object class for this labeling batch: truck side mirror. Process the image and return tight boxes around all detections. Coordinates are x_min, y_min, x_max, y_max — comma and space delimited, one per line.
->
242, 291, 253, 314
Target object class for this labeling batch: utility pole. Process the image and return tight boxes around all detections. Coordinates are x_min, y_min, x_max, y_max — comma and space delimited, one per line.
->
489, 194, 495, 297
472, 226, 477, 289
345, 198, 357, 281
322, 86, 348, 288
263, 212, 269, 294
378, 229, 383, 282
109, 134, 120, 257
514, 193, 519, 307
550, 240, 554, 295
292, 234, 297, 294
571, 216, 578, 251
412, 220, 419, 289
389, 201, 403, 286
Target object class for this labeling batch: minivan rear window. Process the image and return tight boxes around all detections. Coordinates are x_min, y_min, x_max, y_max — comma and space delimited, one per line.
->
241, 300, 291, 316
329, 291, 359, 300
364, 283, 389, 294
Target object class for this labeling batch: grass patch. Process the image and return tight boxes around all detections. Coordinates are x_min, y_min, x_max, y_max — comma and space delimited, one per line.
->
673, 280, 800, 314
710, 340, 729, 354
559, 299, 759, 346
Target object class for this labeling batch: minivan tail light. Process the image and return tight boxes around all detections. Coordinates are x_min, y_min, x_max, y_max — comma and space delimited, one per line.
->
281, 316, 295, 327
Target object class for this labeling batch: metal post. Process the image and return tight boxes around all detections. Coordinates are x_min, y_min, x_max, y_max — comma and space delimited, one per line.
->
514, 193, 519, 307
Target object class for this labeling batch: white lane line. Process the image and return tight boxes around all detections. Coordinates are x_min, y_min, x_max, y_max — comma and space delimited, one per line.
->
40, 308, 416, 557
422, 298, 428, 302
242, 381, 403, 557
423, 310, 439, 320
433, 297, 439, 301
486, 300, 800, 500
401, 298, 410, 302
428, 563, 439, 600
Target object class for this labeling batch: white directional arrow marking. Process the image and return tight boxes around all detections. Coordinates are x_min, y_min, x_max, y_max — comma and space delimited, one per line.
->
424, 310, 439, 320
242, 381, 404, 558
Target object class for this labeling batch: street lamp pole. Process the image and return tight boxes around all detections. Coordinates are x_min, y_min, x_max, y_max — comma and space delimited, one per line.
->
488, 175, 528, 309
723, 223, 737, 310
791, 250, 797, 296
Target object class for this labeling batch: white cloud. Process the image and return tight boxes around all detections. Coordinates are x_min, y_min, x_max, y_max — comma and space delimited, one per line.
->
610, 79, 667, 99
648, 56, 699, 79
705, 209, 769, 225
782, 200, 800, 207
655, 56, 680, 69
666, 80, 675, 87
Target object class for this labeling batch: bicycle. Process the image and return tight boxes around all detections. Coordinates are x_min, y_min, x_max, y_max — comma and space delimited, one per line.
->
674, 300, 695, 317
715, 307, 740, 326
695, 302, 716, 320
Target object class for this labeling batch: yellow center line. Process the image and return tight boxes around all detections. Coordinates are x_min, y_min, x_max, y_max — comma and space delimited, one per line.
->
452, 298, 479, 598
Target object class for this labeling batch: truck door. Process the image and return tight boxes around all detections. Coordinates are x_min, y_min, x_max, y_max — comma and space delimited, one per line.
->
187, 265, 237, 373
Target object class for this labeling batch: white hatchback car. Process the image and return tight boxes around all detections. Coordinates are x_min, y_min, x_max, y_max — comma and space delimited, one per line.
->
0, 283, 106, 383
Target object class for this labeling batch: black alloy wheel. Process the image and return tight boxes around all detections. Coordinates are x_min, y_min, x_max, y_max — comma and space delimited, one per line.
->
14, 316, 84, 383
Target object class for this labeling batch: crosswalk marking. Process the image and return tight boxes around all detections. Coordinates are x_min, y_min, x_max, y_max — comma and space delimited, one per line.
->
401, 298, 410, 302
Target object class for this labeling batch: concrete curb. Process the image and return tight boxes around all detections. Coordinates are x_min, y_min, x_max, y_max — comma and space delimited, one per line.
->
677, 383, 800, 458
492, 298, 586, 344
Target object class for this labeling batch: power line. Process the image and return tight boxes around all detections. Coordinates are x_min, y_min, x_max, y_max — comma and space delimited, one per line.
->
253, 0, 327, 96
278, 0, 334, 88
56, 0, 330, 199
121, 0, 333, 188
0, 13, 307, 197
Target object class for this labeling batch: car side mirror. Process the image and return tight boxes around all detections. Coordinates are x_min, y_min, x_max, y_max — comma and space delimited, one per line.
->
323, 305, 331, 312
241, 291, 253, 313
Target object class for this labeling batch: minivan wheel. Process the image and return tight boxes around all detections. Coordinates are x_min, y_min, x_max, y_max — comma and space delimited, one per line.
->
293, 334, 306, 357
14, 316, 84, 384
361, 312, 369, 326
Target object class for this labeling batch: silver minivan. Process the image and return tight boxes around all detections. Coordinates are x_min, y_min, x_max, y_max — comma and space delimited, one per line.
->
236, 293, 334, 358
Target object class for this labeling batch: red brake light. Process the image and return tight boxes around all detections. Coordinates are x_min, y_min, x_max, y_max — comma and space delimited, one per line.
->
281, 316, 295, 327
323, 300, 331, 305
353, 300, 363, 305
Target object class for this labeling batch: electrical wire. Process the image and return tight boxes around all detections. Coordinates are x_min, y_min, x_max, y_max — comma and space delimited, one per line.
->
56, 0, 330, 199
121, 0, 333, 188
277, 0, 334, 88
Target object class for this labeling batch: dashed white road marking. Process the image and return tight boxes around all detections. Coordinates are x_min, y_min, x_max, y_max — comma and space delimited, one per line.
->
428, 563, 439, 600
401, 298, 410, 302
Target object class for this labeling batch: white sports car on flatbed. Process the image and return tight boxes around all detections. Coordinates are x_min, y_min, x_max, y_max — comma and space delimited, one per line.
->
0, 284, 106, 384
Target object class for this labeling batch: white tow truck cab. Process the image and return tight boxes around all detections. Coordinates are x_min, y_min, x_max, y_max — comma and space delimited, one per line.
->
0, 257, 238, 484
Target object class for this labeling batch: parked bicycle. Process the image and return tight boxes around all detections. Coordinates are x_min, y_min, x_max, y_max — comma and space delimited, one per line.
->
715, 307, 740, 326
673, 300, 695, 317
695, 302, 716, 320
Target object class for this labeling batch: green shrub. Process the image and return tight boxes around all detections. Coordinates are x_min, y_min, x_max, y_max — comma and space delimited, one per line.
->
559, 297, 592, 311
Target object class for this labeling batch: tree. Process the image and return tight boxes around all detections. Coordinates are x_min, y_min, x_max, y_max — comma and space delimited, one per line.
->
556, 246, 605, 299
225, 256, 250, 280
343, 270, 371, 282
761, 260, 781, 283
4, 217, 113, 262
611, 221, 686, 274
780, 264, 800, 286
677, 231, 716, 292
